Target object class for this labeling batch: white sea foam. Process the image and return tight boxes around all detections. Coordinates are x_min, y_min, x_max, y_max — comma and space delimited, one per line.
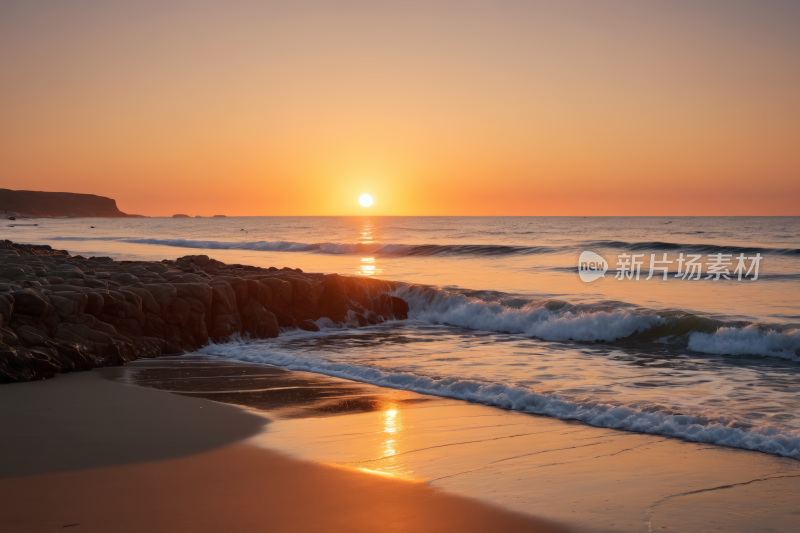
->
688, 326, 800, 360
397, 286, 800, 359
396, 285, 664, 342
197, 340, 800, 459
121, 238, 318, 252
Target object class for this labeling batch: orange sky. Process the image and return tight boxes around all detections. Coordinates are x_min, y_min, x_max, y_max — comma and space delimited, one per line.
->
1, 1, 798, 216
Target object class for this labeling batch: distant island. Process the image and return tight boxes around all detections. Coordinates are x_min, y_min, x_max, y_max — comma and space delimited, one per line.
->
173, 214, 227, 218
0, 189, 143, 218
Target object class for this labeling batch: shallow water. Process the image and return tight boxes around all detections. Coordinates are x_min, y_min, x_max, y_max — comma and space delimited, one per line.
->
7, 216, 800, 458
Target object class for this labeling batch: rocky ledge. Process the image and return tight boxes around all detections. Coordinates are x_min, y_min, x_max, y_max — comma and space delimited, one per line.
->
0, 240, 409, 383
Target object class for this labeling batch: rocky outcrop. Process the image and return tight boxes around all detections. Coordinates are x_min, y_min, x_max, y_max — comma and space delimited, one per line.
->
0, 241, 409, 383
0, 189, 141, 218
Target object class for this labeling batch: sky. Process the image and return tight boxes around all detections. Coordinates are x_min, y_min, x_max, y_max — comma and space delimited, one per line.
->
1, 1, 799, 216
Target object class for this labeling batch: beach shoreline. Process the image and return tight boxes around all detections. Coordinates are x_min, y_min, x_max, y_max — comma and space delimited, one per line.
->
0, 365, 573, 533
123, 356, 800, 532
4, 351, 800, 532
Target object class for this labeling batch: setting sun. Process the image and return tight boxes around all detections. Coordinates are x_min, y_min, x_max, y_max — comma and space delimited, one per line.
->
359, 194, 373, 207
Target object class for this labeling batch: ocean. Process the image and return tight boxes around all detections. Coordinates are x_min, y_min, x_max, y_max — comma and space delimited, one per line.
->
8, 216, 800, 458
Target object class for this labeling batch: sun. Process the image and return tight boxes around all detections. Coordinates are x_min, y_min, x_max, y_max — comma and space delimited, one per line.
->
359, 194, 373, 207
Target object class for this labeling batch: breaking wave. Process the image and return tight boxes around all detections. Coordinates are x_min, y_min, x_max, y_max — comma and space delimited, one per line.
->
394, 285, 800, 360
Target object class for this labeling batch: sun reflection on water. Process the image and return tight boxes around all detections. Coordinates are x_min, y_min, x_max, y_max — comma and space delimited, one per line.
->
359, 256, 382, 277
360, 219, 375, 244
356, 219, 383, 277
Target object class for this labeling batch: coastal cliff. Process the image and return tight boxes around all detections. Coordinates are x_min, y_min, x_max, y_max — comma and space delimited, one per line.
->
0, 189, 140, 218
0, 240, 409, 383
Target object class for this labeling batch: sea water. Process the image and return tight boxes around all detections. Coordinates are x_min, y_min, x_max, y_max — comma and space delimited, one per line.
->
7, 216, 800, 457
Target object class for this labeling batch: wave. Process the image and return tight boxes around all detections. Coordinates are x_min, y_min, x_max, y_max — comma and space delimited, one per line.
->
46, 236, 800, 258
586, 240, 800, 256
397, 285, 664, 342
394, 285, 800, 360
688, 326, 800, 359
197, 340, 800, 459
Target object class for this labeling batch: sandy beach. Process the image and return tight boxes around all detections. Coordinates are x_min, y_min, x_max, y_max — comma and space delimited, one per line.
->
0, 367, 572, 533
5, 356, 800, 532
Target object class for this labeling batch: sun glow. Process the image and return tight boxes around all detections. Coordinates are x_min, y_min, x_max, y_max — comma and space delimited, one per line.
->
359, 194, 373, 207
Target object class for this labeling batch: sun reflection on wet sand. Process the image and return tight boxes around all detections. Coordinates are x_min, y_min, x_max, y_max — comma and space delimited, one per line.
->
380, 407, 403, 467
383, 408, 400, 434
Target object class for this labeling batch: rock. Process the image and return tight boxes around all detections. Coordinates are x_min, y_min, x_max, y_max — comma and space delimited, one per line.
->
112, 272, 139, 285
28, 346, 62, 375
53, 324, 93, 347
83, 277, 108, 289
390, 296, 410, 319
49, 339, 96, 372
168, 297, 191, 325
181, 297, 209, 347
297, 319, 320, 332
209, 283, 241, 339
256, 278, 292, 309
0, 267, 26, 280
123, 286, 159, 314
173, 283, 212, 314
364, 310, 383, 325
0, 238, 412, 383
319, 275, 349, 316
0, 343, 60, 383
132, 336, 166, 358
142, 284, 177, 314
51, 270, 85, 279
85, 292, 104, 315
172, 214, 190, 217
0, 294, 13, 326
350, 312, 369, 327
119, 289, 143, 311
192, 255, 211, 267
10, 289, 53, 318
241, 300, 279, 338
49, 294, 80, 316
1, 326, 20, 345
230, 278, 250, 308
14, 325, 51, 347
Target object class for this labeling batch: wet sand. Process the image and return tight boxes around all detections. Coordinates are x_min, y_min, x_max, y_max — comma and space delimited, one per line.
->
0, 366, 572, 533
124, 357, 800, 532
